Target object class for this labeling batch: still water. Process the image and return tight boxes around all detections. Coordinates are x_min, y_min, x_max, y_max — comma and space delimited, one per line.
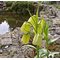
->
0, 13, 29, 35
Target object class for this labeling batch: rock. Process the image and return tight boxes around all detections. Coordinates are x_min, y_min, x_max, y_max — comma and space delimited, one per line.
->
0, 38, 12, 45
12, 54, 20, 58
0, 49, 3, 54
48, 5, 57, 17
0, 55, 8, 58
1, 32, 12, 38
7, 45, 18, 52
12, 27, 21, 38
55, 27, 60, 35
0, 27, 36, 58
39, 4, 58, 17
5, 45, 9, 49
20, 45, 36, 58
55, 38, 60, 44
11, 27, 23, 47
53, 18, 60, 26
0, 32, 12, 45
49, 16, 56, 18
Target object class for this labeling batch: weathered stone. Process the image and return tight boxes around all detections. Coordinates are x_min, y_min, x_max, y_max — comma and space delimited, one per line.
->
2, 32, 11, 38
40, 4, 58, 17
12, 54, 20, 58
55, 38, 60, 44
20, 45, 36, 58
0, 38, 12, 45
0, 55, 8, 58
55, 27, 60, 35
53, 18, 60, 25
8, 45, 18, 52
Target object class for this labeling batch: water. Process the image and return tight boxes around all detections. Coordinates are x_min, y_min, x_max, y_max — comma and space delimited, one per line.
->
0, 18, 23, 35
0, 13, 29, 35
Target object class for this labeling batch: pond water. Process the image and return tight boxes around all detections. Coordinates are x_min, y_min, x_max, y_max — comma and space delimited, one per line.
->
0, 13, 29, 35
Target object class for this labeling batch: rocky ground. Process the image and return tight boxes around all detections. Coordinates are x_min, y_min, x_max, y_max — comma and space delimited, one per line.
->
0, 4, 60, 58
0, 27, 35, 58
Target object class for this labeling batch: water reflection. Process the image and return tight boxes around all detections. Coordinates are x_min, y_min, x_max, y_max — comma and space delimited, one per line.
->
0, 21, 10, 35
0, 13, 29, 35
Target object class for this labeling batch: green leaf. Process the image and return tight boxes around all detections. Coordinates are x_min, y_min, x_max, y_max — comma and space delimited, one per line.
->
39, 48, 49, 58
36, 9, 38, 24
28, 15, 36, 26
44, 23, 48, 36
21, 34, 30, 44
28, 15, 37, 33
37, 18, 46, 34
32, 34, 42, 47
48, 37, 60, 44
44, 23, 49, 41
20, 22, 30, 33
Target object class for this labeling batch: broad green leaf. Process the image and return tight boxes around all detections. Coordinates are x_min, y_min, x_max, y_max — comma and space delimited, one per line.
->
28, 15, 36, 25
32, 34, 42, 47
28, 15, 37, 30
37, 18, 46, 34
20, 22, 30, 33
21, 34, 30, 44
28, 11, 38, 34
48, 37, 60, 44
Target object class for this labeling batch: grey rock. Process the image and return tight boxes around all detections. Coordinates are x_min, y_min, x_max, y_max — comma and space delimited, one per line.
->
0, 38, 12, 45
55, 27, 60, 35
0, 49, 3, 54
55, 38, 60, 44
1, 32, 12, 38
8, 45, 18, 52
20, 45, 35, 58
0, 55, 8, 58
53, 18, 60, 26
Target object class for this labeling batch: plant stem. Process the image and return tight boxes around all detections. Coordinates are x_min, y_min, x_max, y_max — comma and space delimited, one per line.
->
36, 46, 40, 58
46, 41, 49, 58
